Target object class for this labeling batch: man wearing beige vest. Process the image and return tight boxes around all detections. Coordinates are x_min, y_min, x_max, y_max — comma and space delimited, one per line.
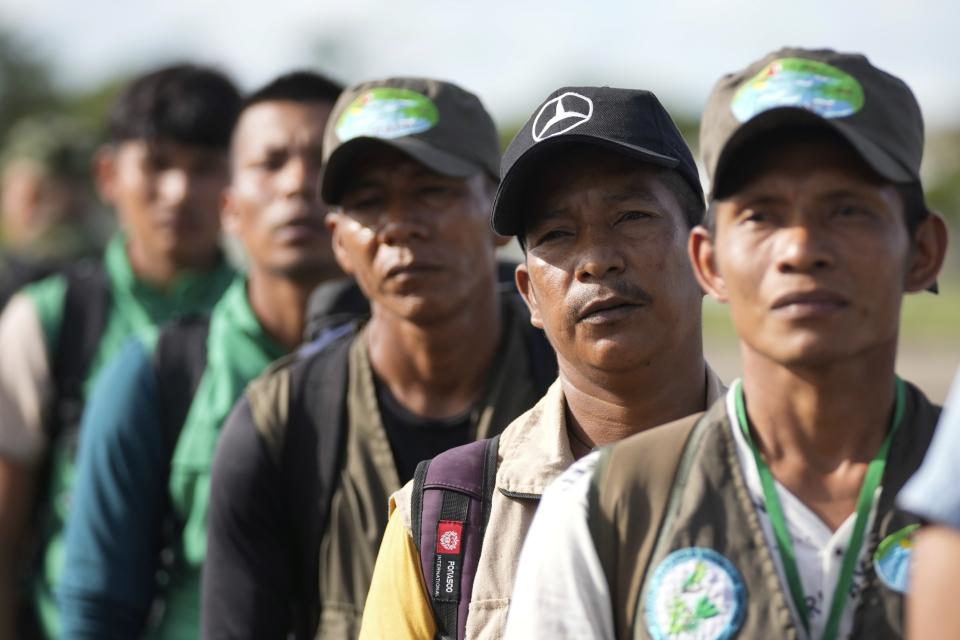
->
506, 48, 948, 640
360, 86, 723, 639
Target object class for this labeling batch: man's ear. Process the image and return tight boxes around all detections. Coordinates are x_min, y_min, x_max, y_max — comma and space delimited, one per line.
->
515, 261, 544, 329
905, 211, 949, 293
689, 224, 728, 303
93, 146, 117, 205
326, 210, 356, 276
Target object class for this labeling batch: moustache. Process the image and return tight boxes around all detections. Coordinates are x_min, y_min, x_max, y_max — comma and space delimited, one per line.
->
565, 279, 653, 324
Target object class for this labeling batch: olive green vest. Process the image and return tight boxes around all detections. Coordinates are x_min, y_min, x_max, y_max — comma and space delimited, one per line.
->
589, 381, 940, 640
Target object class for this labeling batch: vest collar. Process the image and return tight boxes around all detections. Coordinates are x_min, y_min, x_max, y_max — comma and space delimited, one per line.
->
497, 365, 725, 498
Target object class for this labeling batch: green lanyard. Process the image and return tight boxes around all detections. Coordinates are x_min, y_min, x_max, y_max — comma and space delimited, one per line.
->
734, 378, 905, 640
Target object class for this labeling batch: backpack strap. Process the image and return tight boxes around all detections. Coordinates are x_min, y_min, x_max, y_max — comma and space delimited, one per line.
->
49, 259, 111, 444
302, 278, 369, 342
278, 327, 356, 636
153, 315, 212, 454
411, 434, 500, 640
20, 260, 111, 636
148, 315, 211, 621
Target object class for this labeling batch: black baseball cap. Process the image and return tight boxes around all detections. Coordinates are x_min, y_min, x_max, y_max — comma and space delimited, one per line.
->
491, 86, 703, 237
701, 47, 925, 200
320, 77, 500, 205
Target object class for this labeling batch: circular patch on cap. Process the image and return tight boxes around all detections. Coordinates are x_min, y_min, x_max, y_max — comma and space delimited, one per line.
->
646, 548, 746, 640
335, 88, 439, 142
874, 524, 919, 594
731, 57, 865, 123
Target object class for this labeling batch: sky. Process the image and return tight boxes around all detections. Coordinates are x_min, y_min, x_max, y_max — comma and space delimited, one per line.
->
2, 0, 958, 129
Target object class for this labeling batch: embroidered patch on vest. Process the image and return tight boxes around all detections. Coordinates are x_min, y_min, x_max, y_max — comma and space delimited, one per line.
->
874, 524, 919, 594
646, 548, 746, 640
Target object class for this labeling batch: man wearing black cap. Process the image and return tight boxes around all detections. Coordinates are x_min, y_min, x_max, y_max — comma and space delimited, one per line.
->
201, 78, 556, 640
506, 49, 947, 640
360, 86, 722, 640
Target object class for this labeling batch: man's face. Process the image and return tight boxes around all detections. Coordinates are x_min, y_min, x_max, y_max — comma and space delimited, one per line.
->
328, 147, 499, 324
1, 161, 86, 245
98, 138, 227, 268
692, 136, 940, 368
223, 100, 337, 282
516, 147, 703, 375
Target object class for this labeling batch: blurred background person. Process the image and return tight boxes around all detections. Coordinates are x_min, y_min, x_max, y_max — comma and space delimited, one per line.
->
58, 69, 345, 640
0, 114, 108, 309
0, 64, 240, 640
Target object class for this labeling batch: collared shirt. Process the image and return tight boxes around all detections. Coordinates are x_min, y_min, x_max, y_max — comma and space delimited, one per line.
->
360, 367, 724, 640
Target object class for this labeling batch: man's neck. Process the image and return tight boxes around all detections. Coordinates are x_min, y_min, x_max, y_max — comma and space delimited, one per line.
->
366, 280, 501, 419
247, 268, 323, 352
126, 241, 217, 289
739, 339, 900, 530
560, 332, 709, 457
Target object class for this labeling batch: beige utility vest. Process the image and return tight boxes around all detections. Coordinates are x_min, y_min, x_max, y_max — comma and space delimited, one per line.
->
589, 382, 940, 640
394, 368, 725, 639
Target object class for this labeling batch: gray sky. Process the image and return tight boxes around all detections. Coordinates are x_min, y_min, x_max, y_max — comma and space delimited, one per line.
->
3, 0, 957, 128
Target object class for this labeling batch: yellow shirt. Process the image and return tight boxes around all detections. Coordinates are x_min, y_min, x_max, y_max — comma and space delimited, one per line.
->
359, 508, 436, 639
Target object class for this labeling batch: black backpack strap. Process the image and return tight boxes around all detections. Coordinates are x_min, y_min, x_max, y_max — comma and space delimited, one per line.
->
280, 327, 355, 636
411, 434, 500, 640
302, 278, 370, 342
148, 315, 211, 621
153, 315, 212, 454
49, 259, 111, 443
20, 260, 111, 637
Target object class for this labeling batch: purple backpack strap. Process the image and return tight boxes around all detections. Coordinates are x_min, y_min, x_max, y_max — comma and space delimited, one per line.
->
411, 435, 499, 640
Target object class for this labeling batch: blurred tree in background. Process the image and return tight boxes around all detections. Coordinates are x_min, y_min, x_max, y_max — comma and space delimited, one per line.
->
4, 23, 960, 231
0, 29, 58, 142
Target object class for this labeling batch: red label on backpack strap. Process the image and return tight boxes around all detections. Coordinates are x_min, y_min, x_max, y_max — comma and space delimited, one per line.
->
436, 520, 463, 555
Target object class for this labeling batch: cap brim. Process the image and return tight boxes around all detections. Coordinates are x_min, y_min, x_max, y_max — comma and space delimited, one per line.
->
491, 135, 681, 237
712, 108, 937, 294
321, 137, 487, 205
710, 107, 915, 199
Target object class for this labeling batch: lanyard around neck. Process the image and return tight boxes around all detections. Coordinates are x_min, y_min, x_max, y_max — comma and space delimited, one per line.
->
733, 378, 905, 640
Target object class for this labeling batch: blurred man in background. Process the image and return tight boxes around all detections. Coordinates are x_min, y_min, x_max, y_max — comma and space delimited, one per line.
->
57, 70, 345, 640
0, 115, 107, 309
0, 64, 240, 639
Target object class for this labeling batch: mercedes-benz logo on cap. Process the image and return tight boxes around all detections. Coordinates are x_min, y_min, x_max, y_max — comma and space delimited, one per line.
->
531, 92, 594, 142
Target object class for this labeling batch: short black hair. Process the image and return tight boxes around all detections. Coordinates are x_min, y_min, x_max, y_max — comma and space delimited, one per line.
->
108, 63, 241, 149
243, 70, 343, 111
705, 127, 930, 235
